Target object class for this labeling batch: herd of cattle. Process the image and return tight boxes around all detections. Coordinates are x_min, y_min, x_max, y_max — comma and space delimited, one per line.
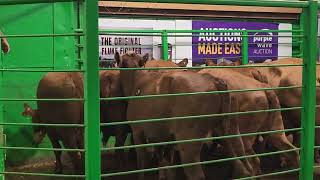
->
20, 53, 319, 180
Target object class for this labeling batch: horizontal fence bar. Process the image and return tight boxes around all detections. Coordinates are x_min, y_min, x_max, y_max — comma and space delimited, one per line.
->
0, 171, 85, 178
103, 42, 300, 47
0, 69, 83, 72
0, 146, 84, 152
101, 33, 302, 38
101, 64, 303, 71
100, 29, 302, 33
103, 0, 308, 8
102, 127, 301, 151
101, 86, 302, 102
101, 56, 301, 61
101, 148, 299, 177
0, 0, 79, 5
0, 98, 83, 102
0, 33, 83, 38
1, 86, 301, 103
101, 106, 302, 127
0, 122, 84, 127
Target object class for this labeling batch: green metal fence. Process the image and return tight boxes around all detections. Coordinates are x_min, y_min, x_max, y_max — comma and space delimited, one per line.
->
0, 0, 319, 180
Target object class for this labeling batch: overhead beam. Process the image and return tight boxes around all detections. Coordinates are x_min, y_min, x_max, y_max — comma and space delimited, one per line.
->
104, 0, 307, 8
99, 1, 302, 14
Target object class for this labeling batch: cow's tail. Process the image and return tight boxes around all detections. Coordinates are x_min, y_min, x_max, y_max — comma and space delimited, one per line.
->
212, 77, 232, 115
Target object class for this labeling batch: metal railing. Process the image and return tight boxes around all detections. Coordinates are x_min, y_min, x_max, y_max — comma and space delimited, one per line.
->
0, 0, 318, 180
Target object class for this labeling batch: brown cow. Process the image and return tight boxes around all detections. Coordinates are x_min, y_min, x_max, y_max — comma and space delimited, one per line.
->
100, 70, 132, 168
215, 60, 268, 84
22, 71, 131, 174
254, 58, 320, 163
225, 58, 320, 163
115, 52, 253, 180
22, 72, 84, 174
198, 68, 300, 174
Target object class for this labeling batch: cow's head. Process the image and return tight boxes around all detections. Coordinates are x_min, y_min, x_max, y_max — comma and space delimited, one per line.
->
22, 103, 46, 145
115, 51, 149, 68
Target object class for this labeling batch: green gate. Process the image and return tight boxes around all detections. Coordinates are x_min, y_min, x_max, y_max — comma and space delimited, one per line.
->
0, 0, 319, 180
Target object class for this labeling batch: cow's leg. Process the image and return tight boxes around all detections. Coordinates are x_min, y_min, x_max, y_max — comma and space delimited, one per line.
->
132, 129, 147, 180
268, 109, 300, 168
177, 142, 205, 180
115, 126, 128, 169
48, 136, 63, 174
292, 132, 300, 147
216, 122, 253, 178
102, 127, 111, 147
242, 136, 261, 175
267, 133, 299, 168
62, 132, 84, 175
158, 147, 176, 180
315, 129, 320, 163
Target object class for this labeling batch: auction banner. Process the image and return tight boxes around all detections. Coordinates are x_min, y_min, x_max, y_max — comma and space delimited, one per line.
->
192, 21, 279, 65
99, 27, 153, 61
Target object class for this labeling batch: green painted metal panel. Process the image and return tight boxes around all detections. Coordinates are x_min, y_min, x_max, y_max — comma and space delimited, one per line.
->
0, 2, 78, 167
0, 38, 4, 180
53, 2, 78, 69
0, 4, 54, 68
3, 70, 50, 166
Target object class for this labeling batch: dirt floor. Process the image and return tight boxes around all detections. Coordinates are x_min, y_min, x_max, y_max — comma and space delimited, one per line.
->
4, 151, 320, 180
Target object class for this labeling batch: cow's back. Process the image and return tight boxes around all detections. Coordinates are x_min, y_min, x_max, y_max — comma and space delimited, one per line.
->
37, 72, 83, 126
199, 69, 271, 132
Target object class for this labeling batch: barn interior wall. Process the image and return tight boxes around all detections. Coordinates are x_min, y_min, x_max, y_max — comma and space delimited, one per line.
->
99, 18, 293, 67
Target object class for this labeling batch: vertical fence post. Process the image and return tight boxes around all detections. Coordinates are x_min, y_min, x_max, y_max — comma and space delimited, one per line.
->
300, 1, 318, 180
75, 0, 85, 70
299, 13, 305, 58
83, 0, 100, 179
0, 37, 4, 180
161, 30, 169, 60
241, 31, 249, 65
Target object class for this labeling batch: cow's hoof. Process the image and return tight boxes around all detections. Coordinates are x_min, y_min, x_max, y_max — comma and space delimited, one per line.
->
54, 168, 63, 174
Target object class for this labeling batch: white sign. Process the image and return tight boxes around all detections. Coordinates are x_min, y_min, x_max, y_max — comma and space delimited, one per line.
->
99, 27, 153, 61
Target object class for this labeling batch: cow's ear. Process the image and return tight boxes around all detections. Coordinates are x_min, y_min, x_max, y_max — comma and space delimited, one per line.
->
139, 53, 149, 67
114, 51, 121, 65
22, 103, 34, 117
182, 58, 188, 63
